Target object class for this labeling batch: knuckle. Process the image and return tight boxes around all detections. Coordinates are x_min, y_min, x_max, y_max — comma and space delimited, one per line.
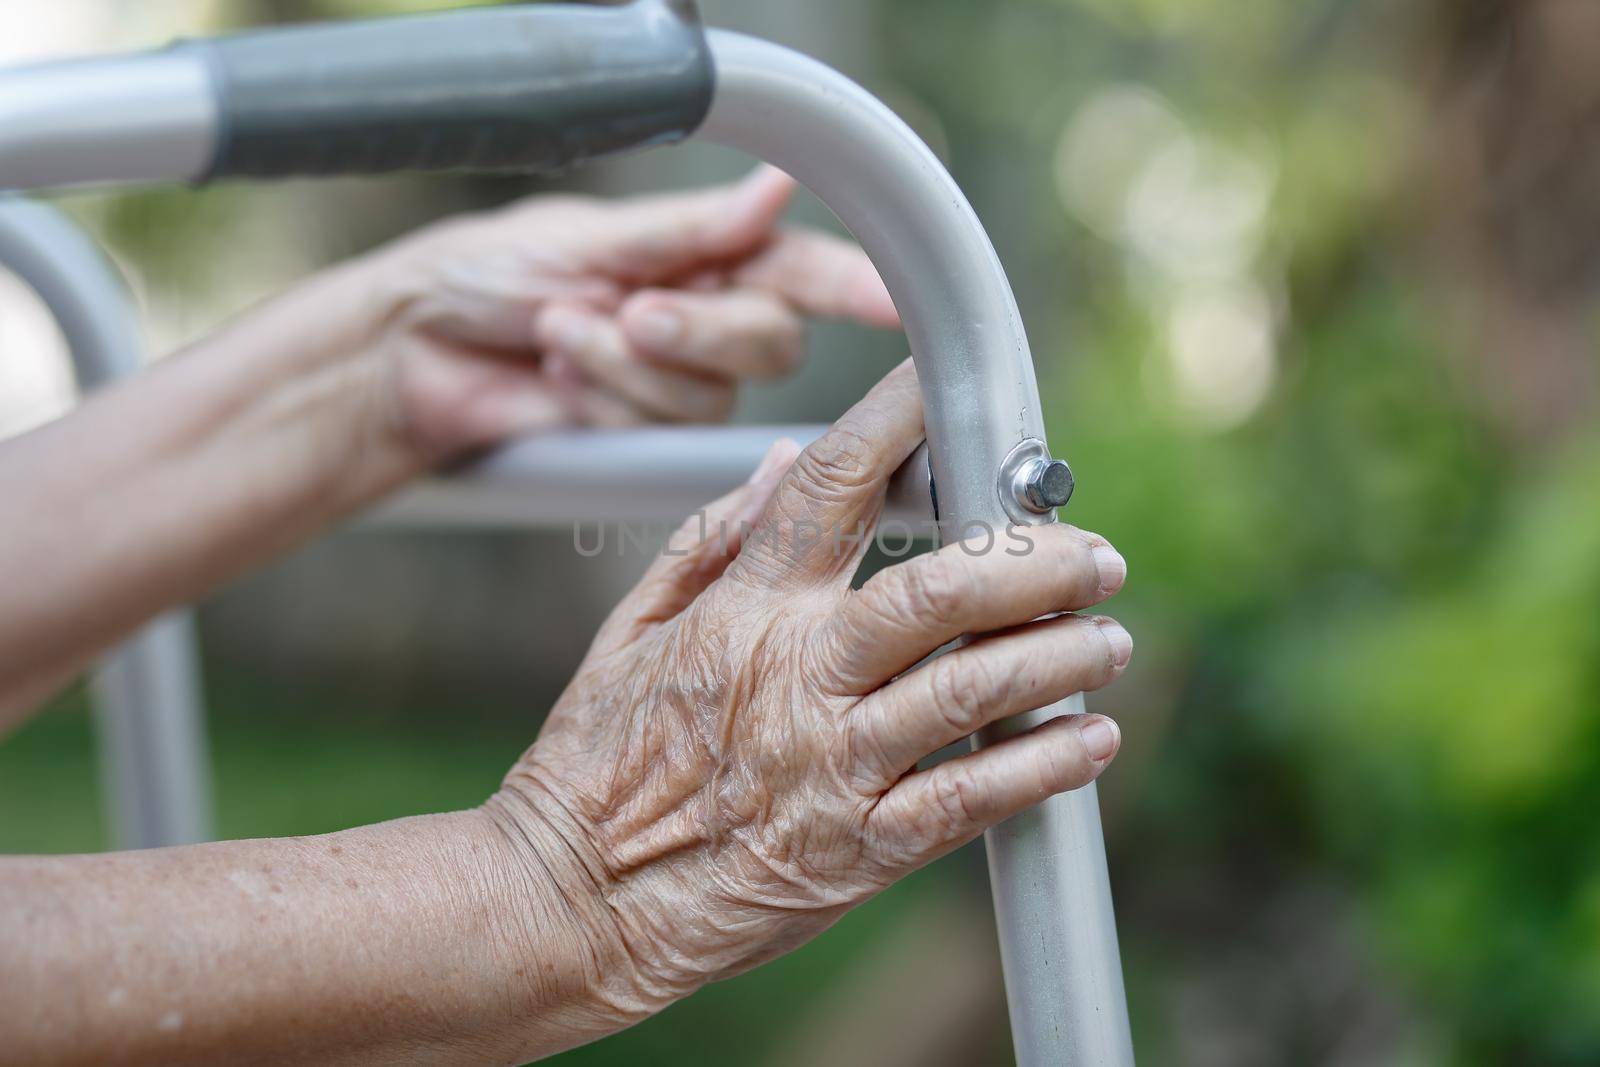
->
927, 655, 1000, 735
932, 766, 984, 835
793, 426, 880, 496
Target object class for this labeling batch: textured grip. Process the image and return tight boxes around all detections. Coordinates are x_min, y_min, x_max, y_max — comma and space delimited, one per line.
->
190, 0, 712, 180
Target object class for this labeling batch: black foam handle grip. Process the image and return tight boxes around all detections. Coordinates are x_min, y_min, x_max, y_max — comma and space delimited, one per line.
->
188, 0, 712, 180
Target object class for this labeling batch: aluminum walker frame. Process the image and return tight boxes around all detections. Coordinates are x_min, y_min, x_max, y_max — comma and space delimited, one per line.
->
0, 3, 1134, 1061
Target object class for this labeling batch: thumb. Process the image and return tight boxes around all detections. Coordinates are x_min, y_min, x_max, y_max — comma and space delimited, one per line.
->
595, 166, 798, 282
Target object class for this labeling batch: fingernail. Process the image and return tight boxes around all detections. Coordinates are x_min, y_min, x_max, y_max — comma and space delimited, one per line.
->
1077, 717, 1121, 763
1097, 618, 1134, 671
629, 307, 685, 352
1090, 542, 1127, 596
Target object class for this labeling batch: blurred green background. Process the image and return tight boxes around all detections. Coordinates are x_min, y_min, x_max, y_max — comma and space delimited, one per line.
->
4, 0, 1600, 1063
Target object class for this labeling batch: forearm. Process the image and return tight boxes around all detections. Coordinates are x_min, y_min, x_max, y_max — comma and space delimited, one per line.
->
0, 261, 425, 728
1, 807, 629, 1066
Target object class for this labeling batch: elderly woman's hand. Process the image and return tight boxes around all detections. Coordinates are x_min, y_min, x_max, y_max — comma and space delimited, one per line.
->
486, 363, 1132, 1029
352, 165, 898, 462
0, 361, 1128, 1066
0, 167, 893, 727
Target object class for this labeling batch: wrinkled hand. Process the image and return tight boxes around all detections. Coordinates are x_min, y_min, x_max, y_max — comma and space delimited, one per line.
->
362, 166, 899, 462
487, 364, 1132, 1024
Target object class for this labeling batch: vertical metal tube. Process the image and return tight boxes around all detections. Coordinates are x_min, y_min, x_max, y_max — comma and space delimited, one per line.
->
89, 614, 213, 848
697, 32, 1135, 1064
0, 199, 214, 848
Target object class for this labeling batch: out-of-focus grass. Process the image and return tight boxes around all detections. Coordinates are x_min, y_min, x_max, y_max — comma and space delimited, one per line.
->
0, 687, 104, 854
0, 673, 516, 853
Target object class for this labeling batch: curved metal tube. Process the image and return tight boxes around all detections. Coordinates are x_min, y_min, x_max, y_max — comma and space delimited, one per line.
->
695, 31, 1134, 1065
0, 199, 213, 849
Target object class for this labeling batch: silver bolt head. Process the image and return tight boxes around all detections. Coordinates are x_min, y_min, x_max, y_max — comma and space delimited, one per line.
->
1023, 459, 1075, 512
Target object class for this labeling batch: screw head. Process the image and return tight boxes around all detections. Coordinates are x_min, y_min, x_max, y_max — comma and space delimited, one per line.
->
998, 439, 1076, 525
1023, 459, 1075, 512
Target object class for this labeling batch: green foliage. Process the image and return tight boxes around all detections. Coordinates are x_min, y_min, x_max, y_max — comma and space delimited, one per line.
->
879, 0, 1599, 1060
1267, 444, 1600, 1059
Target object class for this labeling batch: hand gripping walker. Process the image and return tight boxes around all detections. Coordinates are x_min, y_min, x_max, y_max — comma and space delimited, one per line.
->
0, 2, 1133, 1061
